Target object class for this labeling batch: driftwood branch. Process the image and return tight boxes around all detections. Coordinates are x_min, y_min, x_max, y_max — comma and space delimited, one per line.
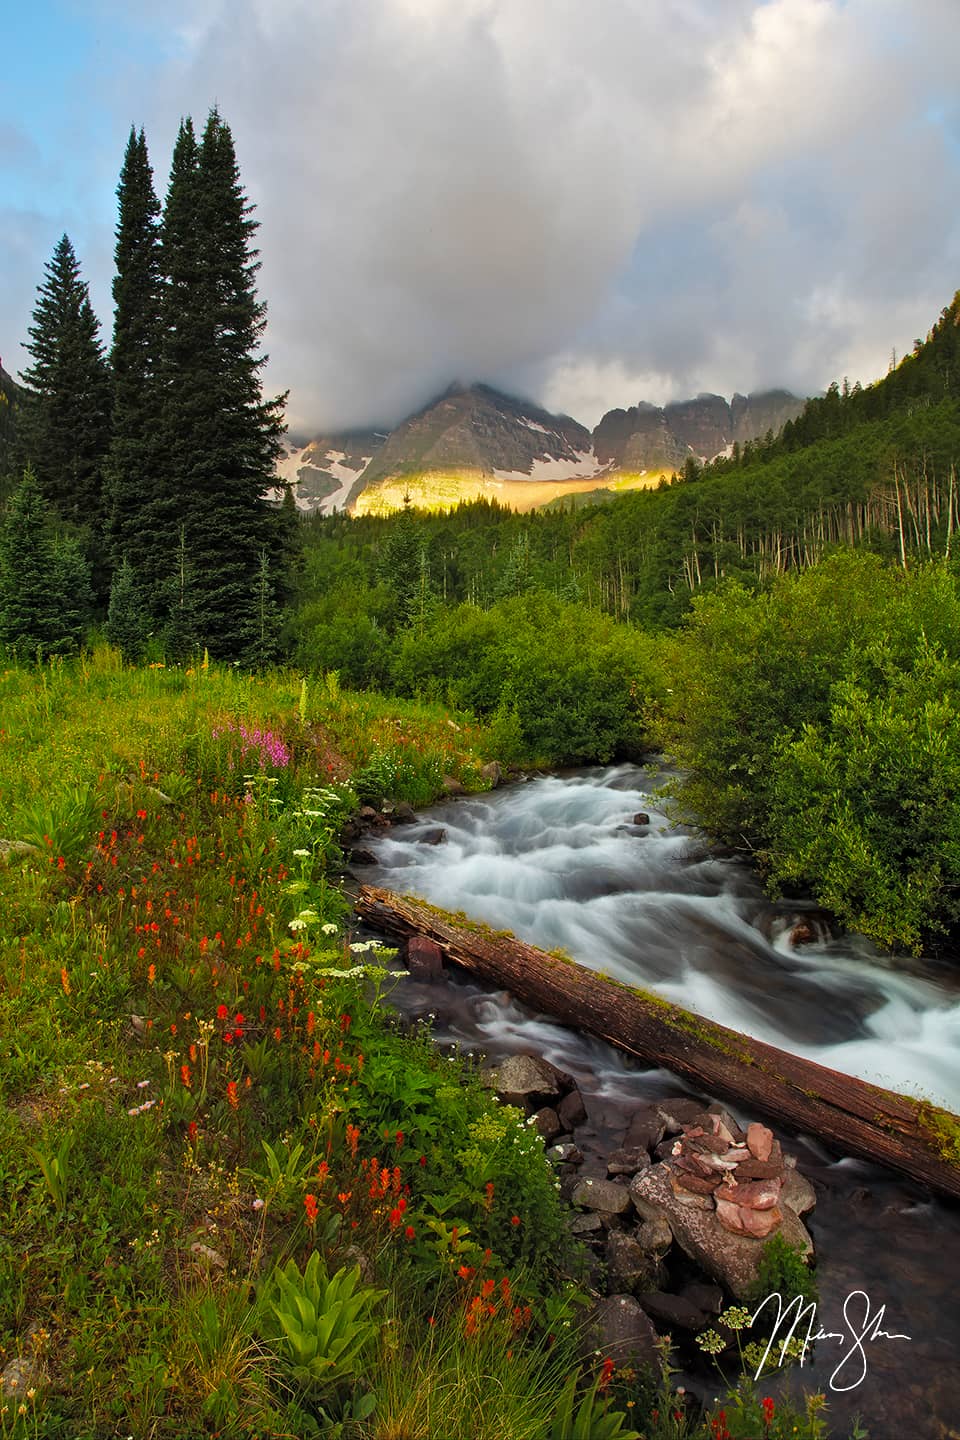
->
355, 885, 960, 1202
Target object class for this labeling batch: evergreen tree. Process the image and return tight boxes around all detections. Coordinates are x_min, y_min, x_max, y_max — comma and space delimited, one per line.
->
0, 466, 93, 658
160, 525, 200, 662
157, 110, 285, 657
239, 549, 283, 669
48, 535, 95, 651
106, 557, 149, 661
104, 128, 164, 573
19, 235, 112, 532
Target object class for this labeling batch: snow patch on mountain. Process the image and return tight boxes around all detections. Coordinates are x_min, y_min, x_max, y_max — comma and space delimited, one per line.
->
273, 440, 373, 512
493, 448, 607, 482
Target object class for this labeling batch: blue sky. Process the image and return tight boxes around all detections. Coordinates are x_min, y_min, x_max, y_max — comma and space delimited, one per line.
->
3, 0, 960, 434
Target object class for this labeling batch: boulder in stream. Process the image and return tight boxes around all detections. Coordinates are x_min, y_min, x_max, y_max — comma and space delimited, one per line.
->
480, 1052, 574, 1111
581, 1296, 661, 1373
406, 935, 445, 981
630, 1162, 814, 1300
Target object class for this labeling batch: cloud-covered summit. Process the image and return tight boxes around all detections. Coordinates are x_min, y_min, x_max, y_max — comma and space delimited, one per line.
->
3, 0, 959, 434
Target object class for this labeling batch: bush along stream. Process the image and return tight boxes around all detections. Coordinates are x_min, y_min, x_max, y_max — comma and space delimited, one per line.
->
0, 654, 847, 1440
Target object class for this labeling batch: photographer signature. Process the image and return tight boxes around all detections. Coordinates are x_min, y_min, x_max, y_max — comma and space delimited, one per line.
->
750, 1290, 911, 1391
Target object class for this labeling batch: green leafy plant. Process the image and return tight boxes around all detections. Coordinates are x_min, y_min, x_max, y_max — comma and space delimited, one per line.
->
747, 1232, 818, 1310
548, 1368, 641, 1440
265, 1251, 386, 1405
30, 1132, 73, 1214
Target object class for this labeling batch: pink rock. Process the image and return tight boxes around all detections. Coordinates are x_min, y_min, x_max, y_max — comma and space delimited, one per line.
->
719, 1177, 783, 1211
747, 1123, 774, 1163
715, 1198, 783, 1238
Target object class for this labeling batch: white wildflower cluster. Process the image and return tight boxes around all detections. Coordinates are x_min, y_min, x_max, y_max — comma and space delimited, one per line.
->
288, 908, 319, 932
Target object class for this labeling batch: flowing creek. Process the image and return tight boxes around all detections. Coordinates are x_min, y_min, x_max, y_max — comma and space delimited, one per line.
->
358, 764, 960, 1437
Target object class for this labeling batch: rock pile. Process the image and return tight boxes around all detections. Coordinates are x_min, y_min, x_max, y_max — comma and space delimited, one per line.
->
481, 1054, 817, 1333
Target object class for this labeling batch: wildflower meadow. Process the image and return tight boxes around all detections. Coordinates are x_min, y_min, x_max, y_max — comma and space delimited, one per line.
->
0, 651, 844, 1438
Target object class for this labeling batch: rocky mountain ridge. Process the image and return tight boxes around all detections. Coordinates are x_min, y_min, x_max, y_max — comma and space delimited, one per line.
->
277, 382, 804, 515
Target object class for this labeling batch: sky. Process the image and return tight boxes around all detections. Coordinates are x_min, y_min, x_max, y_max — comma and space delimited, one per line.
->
3, 0, 960, 438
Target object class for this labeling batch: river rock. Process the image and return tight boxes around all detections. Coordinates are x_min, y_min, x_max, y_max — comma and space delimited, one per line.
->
570, 1212, 604, 1238
716, 1176, 783, 1211
572, 1177, 633, 1216
636, 1215, 674, 1258
781, 1166, 817, 1217
632, 1163, 813, 1300
481, 761, 503, 788
441, 776, 465, 796
607, 1147, 651, 1178
747, 1123, 775, 1162
418, 827, 447, 846
605, 1231, 663, 1294
392, 802, 418, 824
406, 935, 445, 982
638, 1290, 708, 1332
557, 1086, 588, 1130
534, 1106, 563, 1142
733, 1141, 785, 1180
623, 1103, 667, 1153
714, 1197, 783, 1238
680, 1281, 724, 1316
657, 1098, 710, 1134
480, 1052, 572, 1111
348, 847, 378, 866
633, 812, 651, 826
706, 1105, 747, 1141
548, 1142, 583, 1165
583, 1296, 661, 1373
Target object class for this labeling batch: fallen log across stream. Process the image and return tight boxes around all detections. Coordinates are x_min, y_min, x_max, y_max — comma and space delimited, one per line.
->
355, 885, 960, 1202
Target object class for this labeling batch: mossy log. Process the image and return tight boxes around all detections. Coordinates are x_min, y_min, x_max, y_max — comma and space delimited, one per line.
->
355, 885, 960, 1202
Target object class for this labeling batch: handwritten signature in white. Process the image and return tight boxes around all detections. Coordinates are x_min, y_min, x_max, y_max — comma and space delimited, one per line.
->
750, 1290, 911, 1392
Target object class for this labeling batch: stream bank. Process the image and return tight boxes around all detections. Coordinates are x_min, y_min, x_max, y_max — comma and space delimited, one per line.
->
348, 765, 960, 1438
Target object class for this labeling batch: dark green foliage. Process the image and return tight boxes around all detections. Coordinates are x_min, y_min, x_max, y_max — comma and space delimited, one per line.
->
19, 234, 112, 533
0, 467, 93, 657
0, 466, 54, 656
768, 640, 960, 952
391, 592, 662, 765
104, 128, 164, 571
106, 558, 149, 661
48, 534, 95, 651
156, 110, 286, 657
0, 365, 23, 490
658, 552, 960, 951
239, 550, 283, 669
159, 526, 201, 663
747, 1234, 818, 1310
378, 501, 439, 632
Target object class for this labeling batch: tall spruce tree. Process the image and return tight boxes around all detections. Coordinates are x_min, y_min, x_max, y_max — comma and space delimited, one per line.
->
157, 110, 285, 657
104, 128, 164, 574
19, 235, 112, 533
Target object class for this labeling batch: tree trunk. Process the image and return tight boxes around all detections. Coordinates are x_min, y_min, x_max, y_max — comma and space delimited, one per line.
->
355, 886, 960, 1201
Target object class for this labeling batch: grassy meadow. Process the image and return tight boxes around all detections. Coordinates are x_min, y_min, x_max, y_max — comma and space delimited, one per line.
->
0, 653, 839, 1438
